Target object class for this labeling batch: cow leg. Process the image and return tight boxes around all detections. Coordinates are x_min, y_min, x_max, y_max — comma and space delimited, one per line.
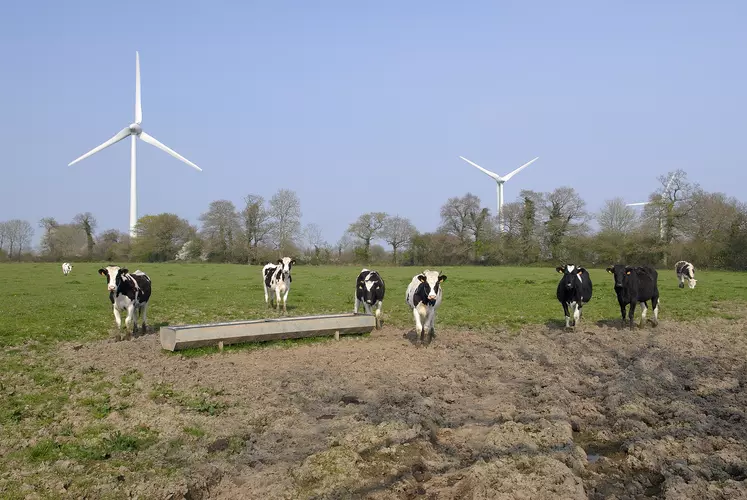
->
640, 301, 648, 327
375, 301, 383, 329
678, 274, 685, 288
112, 306, 123, 341
353, 296, 360, 314
619, 303, 627, 328
628, 302, 637, 330
651, 296, 660, 326
426, 309, 436, 344
562, 302, 570, 328
282, 289, 289, 313
124, 304, 135, 340
264, 286, 270, 307
412, 308, 424, 343
275, 287, 282, 312
574, 303, 582, 327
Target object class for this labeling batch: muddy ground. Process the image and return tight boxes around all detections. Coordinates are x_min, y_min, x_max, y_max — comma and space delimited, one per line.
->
32, 318, 747, 498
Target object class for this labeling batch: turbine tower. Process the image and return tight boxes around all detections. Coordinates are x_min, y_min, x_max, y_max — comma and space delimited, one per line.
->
68, 51, 202, 237
459, 155, 539, 232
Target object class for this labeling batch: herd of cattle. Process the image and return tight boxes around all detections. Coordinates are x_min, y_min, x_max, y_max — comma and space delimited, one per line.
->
61, 259, 697, 343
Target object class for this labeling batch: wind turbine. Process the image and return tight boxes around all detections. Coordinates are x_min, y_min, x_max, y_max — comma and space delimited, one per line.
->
626, 172, 676, 240
459, 155, 539, 232
68, 51, 202, 237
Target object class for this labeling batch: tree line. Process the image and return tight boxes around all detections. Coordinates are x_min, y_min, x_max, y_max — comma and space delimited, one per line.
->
5, 169, 747, 270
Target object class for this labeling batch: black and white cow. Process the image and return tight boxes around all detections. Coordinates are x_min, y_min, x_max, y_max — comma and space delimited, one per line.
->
62, 262, 72, 275
555, 264, 593, 328
675, 260, 697, 289
354, 269, 385, 329
405, 270, 447, 344
97, 265, 152, 340
262, 257, 295, 312
606, 264, 660, 330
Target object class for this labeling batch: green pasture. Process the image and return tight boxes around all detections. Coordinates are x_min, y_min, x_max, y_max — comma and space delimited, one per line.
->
1, 263, 746, 347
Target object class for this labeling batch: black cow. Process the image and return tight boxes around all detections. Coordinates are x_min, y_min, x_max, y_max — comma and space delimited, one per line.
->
606, 264, 660, 330
556, 264, 593, 328
98, 265, 152, 340
354, 268, 385, 329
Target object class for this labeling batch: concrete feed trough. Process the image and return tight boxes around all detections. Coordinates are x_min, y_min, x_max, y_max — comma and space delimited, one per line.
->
159, 313, 376, 352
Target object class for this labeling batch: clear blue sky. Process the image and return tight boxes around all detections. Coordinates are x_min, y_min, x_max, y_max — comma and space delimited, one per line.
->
2, 1, 745, 248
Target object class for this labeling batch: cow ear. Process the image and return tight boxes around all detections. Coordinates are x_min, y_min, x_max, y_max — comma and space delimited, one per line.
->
98, 268, 106, 276
438, 275, 447, 283
605, 267, 613, 273
290, 260, 296, 265
121, 268, 129, 275
417, 274, 426, 283
555, 266, 563, 273
577, 268, 585, 275
277, 259, 283, 265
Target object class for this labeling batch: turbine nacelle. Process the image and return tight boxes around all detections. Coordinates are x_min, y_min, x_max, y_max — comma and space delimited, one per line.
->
129, 123, 143, 135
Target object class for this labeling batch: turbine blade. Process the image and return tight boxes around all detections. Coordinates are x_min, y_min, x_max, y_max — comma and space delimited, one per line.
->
626, 202, 650, 207
135, 51, 142, 124
459, 156, 500, 180
68, 127, 132, 166
502, 157, 539, 182
139, 131, 202, 171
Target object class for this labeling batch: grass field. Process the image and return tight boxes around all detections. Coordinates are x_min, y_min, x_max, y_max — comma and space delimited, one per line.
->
1, 263, 746, 347
1, 263, 746, 498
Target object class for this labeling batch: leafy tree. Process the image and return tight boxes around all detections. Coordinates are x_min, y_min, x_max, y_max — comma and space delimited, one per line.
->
132, 213, 195, 262
382, 215, 416, 264
73, 212, 97, 260
347, 212, 387, 262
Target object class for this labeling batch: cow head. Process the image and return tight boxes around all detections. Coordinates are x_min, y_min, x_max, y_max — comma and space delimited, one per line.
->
98, 265, 129, 292
276, 257, 296, 281
686, 277, 697, 289
556, 264, 585, 290
417, 270, 447, 304
606, 264, 633, 289
358, 270, 383, 305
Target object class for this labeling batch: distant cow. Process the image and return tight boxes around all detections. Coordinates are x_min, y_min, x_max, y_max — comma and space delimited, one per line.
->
555, 264, 593, 328
62, 262, 72, 275
98, 265, 152, 340
263, 257, 295, 312
405, 270, 447, 344
606, 264, 659, 330
354, 269, 385, 329
675, 260, 697, 289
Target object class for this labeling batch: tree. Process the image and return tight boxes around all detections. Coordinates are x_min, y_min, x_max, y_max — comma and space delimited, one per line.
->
382, 215, 416, 264
439, 194, 480, 244
347, 212, 387, 262
131, 213, 195, 262
199, 200, 240, 262
544, 187, 589, 260
598, 198, 638, 234
241, 194, 272, 264
3, 220, 34, 260
95, 229, 130, 262
269, 189, 302, 256
73, 212, 97, 260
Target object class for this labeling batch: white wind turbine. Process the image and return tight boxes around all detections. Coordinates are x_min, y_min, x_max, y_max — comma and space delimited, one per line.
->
459, 155, 539, 232
68, 51, 202, 237
626, 172, 676, 240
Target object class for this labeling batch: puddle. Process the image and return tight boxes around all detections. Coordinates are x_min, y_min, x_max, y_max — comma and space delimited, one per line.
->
573, 431, 625, 464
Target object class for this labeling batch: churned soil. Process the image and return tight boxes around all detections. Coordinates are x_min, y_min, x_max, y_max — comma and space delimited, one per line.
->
49, 317, 747, 499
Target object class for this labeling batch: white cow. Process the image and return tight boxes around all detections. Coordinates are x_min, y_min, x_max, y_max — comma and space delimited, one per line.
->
675, 260, 697, 289
262, 257, 295, 312
62, 262, 73, 275
405, 270, 447, 344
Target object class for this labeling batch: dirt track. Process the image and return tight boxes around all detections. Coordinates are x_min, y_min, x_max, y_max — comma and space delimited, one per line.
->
56, 318, 747, 499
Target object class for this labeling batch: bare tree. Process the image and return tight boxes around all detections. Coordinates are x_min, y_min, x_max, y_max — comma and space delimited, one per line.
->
598, 198, 638, 234
4, 220, 33, 260
438, 194, 481, 244
0, 221, 9, 255
303, 223, 327, 264
646, 169, 698, 244
241, 194, 272, 264
269, 189, 302, 255
73, 212, 97, 260
382, 215, 416, 264
347, 212, 387, 262
199, 200, 240, 261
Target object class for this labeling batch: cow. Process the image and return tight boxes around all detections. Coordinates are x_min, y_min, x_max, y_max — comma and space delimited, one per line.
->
675, 260, 697, 289
354, 269, 385, 329
97, 265, 152, 341
62, 262, 72, 275
405, 270, 447, 345
262, 257, 295, 312
606, 264, 660, 330
555, 264, 593, 329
